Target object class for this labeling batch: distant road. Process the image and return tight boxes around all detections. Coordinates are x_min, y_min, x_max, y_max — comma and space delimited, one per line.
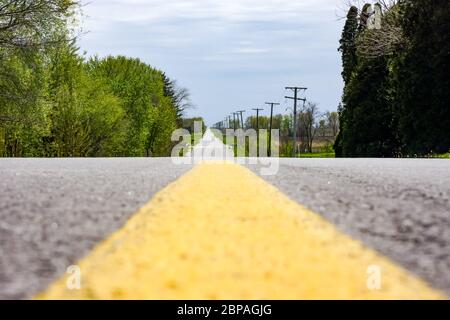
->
0, 155, 449, 298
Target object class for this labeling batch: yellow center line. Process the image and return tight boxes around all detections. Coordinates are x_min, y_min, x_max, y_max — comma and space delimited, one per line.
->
37, 162, 445, 299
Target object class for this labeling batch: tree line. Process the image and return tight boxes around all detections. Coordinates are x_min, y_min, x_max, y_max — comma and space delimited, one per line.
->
335, 0, 449, 157
0, 0, 191, 157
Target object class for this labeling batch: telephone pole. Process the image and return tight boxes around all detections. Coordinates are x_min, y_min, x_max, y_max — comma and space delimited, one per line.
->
285, 87, 307, 157
237, 110, 246, 129
265, 102, 280, 157
252, 108, 264, 131
252, 108, 264, 157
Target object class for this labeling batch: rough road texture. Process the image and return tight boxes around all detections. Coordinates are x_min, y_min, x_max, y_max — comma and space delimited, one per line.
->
0, 159, 192, 299
38, 163, 443, 300
250, 159, 450, 295
1, 158, 449, 299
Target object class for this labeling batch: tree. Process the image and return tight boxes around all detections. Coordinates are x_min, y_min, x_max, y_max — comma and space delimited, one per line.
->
318, 119, 327, 139
339, 6, 359, 85
0, 3, 187, 158
0, 47, 49, 156
0, 0, 79, 156
48, 42, 125, 156
336, 1, 449, 157
357, 4, 405, 59
0, 0, 79, 49
326, 111, 340, 137
341, 55, 400, 157
335, 6, 358, 157
299, 102, 320, 153
89, 56, 178, 156
163, 74, 193, 124
337, 3, 401, 157
394, 0, 450, 155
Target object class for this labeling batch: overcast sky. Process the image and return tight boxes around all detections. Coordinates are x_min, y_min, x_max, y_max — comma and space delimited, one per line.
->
79, 0, 346, 125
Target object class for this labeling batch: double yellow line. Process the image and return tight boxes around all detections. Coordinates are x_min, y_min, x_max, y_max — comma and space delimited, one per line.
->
37, 163, 445, 299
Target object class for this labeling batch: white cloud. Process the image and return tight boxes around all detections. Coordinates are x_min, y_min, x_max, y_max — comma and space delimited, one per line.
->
82, 0, 339, 23
78, 0, 344, 124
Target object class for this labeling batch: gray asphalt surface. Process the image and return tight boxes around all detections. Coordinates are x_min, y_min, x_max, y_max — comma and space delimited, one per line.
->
0, 158, 449, 299
249, 158, 450, 295
0, 158, 192, 299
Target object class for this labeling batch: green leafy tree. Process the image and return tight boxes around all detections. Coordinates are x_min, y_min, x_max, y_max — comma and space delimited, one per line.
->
0, 0, 79, 49
89, 56, 178, 156
48, 43, 125, 156
0, 48, 50, 156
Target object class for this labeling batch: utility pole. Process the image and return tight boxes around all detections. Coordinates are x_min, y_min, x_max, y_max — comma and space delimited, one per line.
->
232, 113, 237, 130
237, 110, 246, 129
265, 102, 280, 157
252, 108, 264, 157
252, 108, 264, 131
285, 87, 307, 157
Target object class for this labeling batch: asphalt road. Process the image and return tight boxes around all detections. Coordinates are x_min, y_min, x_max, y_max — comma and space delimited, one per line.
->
0, 157, 449, 298
0, 159, 192, 299
249, 158, 450, 295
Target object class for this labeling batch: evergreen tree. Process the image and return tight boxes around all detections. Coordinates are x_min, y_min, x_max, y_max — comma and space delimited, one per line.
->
335, 6, 358, 157
338, 6, 359, 85
336, 1, 449, 157
341, 55, 400, 157
337, 4, 401, 157
395, 0, 450, 155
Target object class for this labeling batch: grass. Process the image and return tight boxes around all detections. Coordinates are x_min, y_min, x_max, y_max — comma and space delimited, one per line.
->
428, 153, 450, 158
297, 152, 335, 158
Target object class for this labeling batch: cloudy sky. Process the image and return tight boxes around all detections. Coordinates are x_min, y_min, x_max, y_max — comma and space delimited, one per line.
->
78, 0, 346, 125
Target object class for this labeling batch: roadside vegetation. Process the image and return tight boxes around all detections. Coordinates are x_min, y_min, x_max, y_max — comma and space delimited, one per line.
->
217, 107, 339, 158
182, 118, 207, 145
335, 0, 450, 158
0, 1, 191, 157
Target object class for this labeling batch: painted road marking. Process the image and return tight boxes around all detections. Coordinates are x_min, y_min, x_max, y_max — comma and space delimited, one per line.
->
37, 163, 445, 299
